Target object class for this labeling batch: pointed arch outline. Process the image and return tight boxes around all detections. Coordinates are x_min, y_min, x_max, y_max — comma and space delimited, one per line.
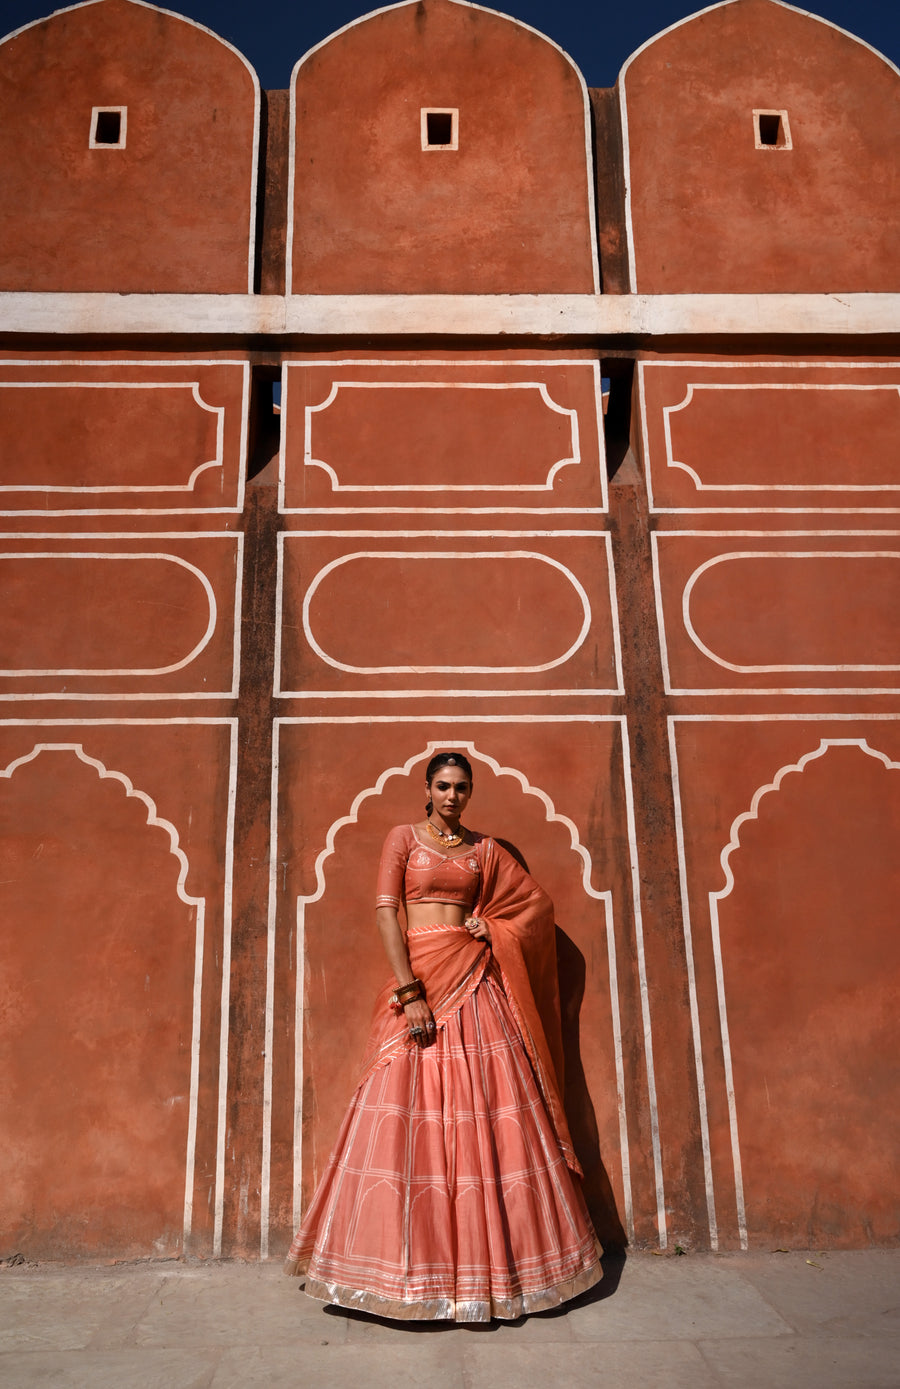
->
286, 0, 599, 295
298, 739, 605, 905
708, 736, 900, 1250
617, 0, 900, 293
0, 0, 261, 293
0, 740, 206, 1247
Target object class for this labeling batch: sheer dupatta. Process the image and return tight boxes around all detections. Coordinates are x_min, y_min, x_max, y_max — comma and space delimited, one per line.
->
357, 835, 579, 1177
476, 838, 580, 1176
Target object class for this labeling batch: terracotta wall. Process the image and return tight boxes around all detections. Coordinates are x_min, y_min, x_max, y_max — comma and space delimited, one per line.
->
0, 0, 259, 292
1, 0, 899, 1263
288, 0, 598, 294
631, 354, 900, 1250
621, 0, 900, 292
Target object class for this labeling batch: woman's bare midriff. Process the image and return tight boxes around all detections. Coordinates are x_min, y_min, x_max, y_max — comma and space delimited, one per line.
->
406, 900, 470, 930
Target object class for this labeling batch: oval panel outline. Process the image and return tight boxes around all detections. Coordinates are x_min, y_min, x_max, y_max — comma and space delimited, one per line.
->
0, 552, 217, 676
683, 550, 900, 672
304, 381, 580, 492
301, 551, 592, 673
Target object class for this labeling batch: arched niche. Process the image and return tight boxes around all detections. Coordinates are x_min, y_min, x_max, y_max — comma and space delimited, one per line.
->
619, 0, 900, 292
290, 744, 627, 1247
0, 0, 259, 292
711, 740, 900, 1247
288, 0, 598, 294
0, 744, 202, 1259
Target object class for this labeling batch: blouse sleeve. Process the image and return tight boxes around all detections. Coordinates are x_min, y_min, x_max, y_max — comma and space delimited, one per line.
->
375, 825, 410, 909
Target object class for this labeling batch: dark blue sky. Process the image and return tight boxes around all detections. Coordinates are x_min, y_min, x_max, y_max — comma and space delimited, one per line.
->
2, 0, 898, 89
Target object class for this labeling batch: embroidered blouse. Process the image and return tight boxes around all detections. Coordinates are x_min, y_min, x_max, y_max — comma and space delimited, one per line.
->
375, 823, 482, 910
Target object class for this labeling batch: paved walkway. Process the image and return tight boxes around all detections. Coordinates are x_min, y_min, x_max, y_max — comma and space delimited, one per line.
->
1, 1248, 898, 1387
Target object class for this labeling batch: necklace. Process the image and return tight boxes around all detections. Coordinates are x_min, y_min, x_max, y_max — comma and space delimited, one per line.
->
426, 820, 464, 848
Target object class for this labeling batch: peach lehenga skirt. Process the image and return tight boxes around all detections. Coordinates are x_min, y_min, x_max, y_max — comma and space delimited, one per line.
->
285, 960, 601, 1321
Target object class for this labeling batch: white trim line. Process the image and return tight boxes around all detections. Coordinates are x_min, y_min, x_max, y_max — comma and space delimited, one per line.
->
0, 532, 242, 700
0, 739, 206, 1252
3, 292, 900, 337
620, 718, 666, 1247
0, 360, 249, 516
261, 715, 640, 1255
652, 531, 900, 695
304, 381, 579, 492
709, 737, 900, 1250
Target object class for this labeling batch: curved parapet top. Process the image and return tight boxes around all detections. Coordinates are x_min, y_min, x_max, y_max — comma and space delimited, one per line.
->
288, 0, 598, 295
0, 0, 260, 293
619, 0, 900, 293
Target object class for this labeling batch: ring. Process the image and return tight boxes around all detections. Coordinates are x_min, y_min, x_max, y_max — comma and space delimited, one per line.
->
410, 1026, 425, 1037
426, 1021, 435, 1031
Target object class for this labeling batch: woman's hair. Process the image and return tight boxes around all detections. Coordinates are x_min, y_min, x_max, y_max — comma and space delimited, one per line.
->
424, 751, 474, 815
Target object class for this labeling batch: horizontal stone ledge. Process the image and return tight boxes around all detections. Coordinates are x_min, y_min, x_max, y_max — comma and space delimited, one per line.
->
0, 292, 898, 338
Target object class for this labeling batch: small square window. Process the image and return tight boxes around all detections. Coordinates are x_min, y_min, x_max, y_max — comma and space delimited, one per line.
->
753, 108, 791, 150
421, 108, 458, 151
90, 106, 127, 149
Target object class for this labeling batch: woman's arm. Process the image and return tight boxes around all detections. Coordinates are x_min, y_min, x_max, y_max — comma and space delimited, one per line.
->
375, 906, 435, 1047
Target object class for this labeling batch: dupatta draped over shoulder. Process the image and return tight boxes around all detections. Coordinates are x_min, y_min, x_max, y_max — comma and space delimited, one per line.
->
360, 835, 580, 1175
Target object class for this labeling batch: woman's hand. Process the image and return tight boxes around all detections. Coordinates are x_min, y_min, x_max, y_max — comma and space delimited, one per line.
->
403, 996, 436, 1048
464, 915, 491, 944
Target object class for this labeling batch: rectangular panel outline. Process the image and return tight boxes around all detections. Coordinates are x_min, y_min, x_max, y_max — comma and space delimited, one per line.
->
662, 383, 900, 494
305, 381, 579, 491
0, 531, 244, 700
652, 529, 900, 696
0, 715, 238, 1258
0, 359, 249, 515
639, 360, 900, 515
274, 530, 624, 699
260, 713, 666, 1257
279, 359, 608, 516
667, 712, 900, 1251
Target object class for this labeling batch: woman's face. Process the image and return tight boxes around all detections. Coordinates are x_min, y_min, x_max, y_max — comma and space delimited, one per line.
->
427, 765, 472, 821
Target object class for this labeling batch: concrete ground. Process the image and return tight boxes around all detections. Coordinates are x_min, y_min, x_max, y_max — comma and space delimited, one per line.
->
1, 1248, 898, 1388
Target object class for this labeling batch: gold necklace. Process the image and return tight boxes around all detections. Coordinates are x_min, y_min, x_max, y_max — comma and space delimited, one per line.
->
426, 820, 464, 848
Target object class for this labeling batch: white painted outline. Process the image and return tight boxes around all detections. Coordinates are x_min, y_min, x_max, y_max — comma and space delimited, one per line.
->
286, 0, 599, 296
668, 716, 900, 1250
0, 0, 260, 293
663, 383, 900, 493
421, 107, 458, 151
260, 718, 661, 1254
652, 530, 900, 695
0, 552, 215, 676
0, 532, 242, 700
0, 716, 238, 1257
274, 530, 624, 698
302, 551, 590, 675
89, 104, 127, 149
0, 381, 223, 493
683, 550, 900, 673
640, 361, 900, 514
0, 359, 249, 515
1, 741, 204, 1251
752, 107, 792, 150
281, 359, 607, 515
618, 1, 900, 293
304, 381, 579, 492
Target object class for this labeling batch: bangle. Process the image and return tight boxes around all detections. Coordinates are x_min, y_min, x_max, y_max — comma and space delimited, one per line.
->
395, 978, 424, 1000
388, 978, 425, 1014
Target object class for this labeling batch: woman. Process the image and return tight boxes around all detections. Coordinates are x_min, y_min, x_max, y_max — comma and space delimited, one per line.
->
285, 751, 602, 1321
